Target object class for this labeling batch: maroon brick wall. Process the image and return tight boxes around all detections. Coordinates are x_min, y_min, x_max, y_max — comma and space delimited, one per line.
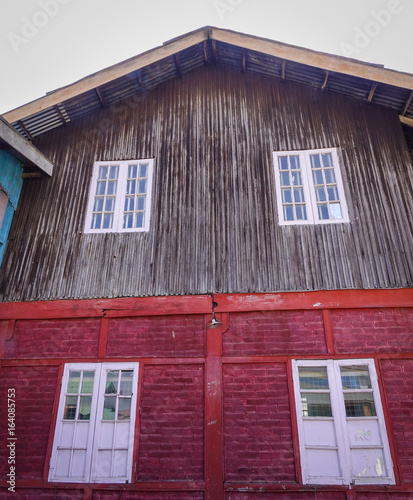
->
0, 366, 59, 480
137, 364, 204, 481
226, 493, 346, 500
92, 493, 204, 500
223, 310, 327, 356
4, 318, 100, 358
0, 490, 83, 499
223, 362, 295, 482
107, 315, 205, 357
331, 308, 413, 354
381, 358, 413, 483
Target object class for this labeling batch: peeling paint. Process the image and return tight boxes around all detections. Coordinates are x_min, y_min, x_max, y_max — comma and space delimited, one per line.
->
356, 429, 372, 441
208, 420, 217, 426
375, 457, 384, 476
313, 302, 322, 307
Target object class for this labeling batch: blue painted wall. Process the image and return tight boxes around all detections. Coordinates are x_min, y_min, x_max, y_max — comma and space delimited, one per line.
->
0, 150, 23, 265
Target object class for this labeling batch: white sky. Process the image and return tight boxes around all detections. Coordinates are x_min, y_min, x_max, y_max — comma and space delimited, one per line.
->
1, 0, 412, 115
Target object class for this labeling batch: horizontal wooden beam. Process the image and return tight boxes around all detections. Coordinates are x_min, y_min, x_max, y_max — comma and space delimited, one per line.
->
214, 289, 413, 312
0, 116, 53, 175
1, 289, 412, 321
2, 29, 209, 124
0, 294, 213, 320
209, 27, 413, 91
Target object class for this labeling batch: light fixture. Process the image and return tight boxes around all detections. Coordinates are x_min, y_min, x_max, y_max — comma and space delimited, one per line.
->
207, 301, 223, 329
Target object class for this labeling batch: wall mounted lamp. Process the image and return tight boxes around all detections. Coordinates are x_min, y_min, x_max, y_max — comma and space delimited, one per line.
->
207, 301, 223, 329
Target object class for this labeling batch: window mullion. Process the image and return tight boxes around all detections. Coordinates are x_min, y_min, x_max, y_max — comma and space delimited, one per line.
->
301, 152, 316, 224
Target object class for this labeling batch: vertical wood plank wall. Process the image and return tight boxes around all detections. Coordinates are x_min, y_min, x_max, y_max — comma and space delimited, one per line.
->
1, 66, 413, 301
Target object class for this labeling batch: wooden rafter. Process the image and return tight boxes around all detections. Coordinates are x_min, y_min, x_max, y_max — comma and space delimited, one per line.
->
211, 38, 217, 65
55, 104, 69, 125
17, 120, 34, 142
281, 60, 286, 80
95, 87, 107, 108
321, 71, 329, 90
241, 49, 246, 73
203, 40, 208, 64
174, 53, 183, 78
401, 90, 413, 116
367, 82, 378, 103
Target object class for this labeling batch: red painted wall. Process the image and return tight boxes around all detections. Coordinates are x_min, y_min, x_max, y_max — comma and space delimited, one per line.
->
1, 293, 413, 499
137, 364, 205, 481
223, 363, 295, 482
223, 310, 326, 356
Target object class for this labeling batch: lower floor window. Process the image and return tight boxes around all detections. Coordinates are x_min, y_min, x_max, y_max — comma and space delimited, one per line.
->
292, 359, 395, 486
48, 362, 139, 483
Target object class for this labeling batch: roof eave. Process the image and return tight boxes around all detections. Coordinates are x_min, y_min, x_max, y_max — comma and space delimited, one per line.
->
0, 116, 53, 175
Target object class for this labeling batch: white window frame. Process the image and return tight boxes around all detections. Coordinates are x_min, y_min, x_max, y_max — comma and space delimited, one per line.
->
49, 362, 139, 484
84, 159, 154, 233
273, 148, 349, 225
292, 359, 395, 486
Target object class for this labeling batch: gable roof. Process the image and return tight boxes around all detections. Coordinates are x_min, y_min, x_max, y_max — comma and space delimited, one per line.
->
2, 26, 413, 141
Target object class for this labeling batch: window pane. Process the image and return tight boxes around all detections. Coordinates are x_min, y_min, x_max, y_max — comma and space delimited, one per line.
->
310, 154, 321, 169
105, 371, 119, 394
343, 392, 376, 417
137, 196, 145, 211
103, 213, 113, 229
312, 170, 324, 185
299, 366, 329, 389
341, 366, 372, 389
136, 212, 144, 227
284, 205, 294, 221
327, 186, 339, 201
64, 396, 78, 420
278, 156, 289, 170
128, 164, 137, 178
322, 153, 333, 167
123, 213, 133, 229
109, 166, 119, 179
291, 171, 302, 186
324, 168, 336, 184
139, 164, 148, 177
296, 205, 304, 220
290, 155, 300, 170
330, 203, 342, 219
301, 393, 332, 417
118, 398, 131, 421
103, 397, 116, 420
107, 181, 117, 195
81, 371, 94, 394
293, 188, 304, 203
99, 166, 108, 179
280, 171, 290, 187
105, 197, 115, 212
120, 371, 133, 395
67, 371, 80, 393
93, 197, 104, 212
127, 180, 136, 195
78, 396, 92, 420
96, 181, 106, 196
138, 179, 147, 194
315, 187, 326, 202
318, 203, 330, 220
92, 213, 102, 229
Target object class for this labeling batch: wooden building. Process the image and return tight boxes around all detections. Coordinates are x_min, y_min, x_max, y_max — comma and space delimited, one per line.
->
1, 27, 413, 499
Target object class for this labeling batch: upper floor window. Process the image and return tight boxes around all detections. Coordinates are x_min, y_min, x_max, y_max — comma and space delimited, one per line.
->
84, 160, 154, 233
273, 148, 349, 225
48, 362, 139, 483
292, 359, 395, 486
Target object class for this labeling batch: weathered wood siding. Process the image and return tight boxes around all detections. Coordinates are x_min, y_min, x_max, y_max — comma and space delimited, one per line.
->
1, 65, 413, 301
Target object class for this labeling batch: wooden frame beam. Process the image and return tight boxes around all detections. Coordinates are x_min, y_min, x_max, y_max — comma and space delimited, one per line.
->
174, 53, 183, 78
95, 87, 107, 108
401, 90, 413, 116
1, 289, 412, 321
0, 116, 53, 175
367, 82, 378, 103
321, 70, 329, 90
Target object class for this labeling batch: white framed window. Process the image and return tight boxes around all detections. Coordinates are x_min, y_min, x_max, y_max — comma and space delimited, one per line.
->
84, 160, 154, 233
292, 359, 395, 486
273, 148, 349, 225
48, 362, 139, 483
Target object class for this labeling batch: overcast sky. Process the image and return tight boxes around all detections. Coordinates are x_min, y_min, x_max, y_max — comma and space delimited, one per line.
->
1, 0, 412, 115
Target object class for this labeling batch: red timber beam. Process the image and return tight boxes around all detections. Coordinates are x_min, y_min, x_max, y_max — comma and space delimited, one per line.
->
1, 289, 412, 321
